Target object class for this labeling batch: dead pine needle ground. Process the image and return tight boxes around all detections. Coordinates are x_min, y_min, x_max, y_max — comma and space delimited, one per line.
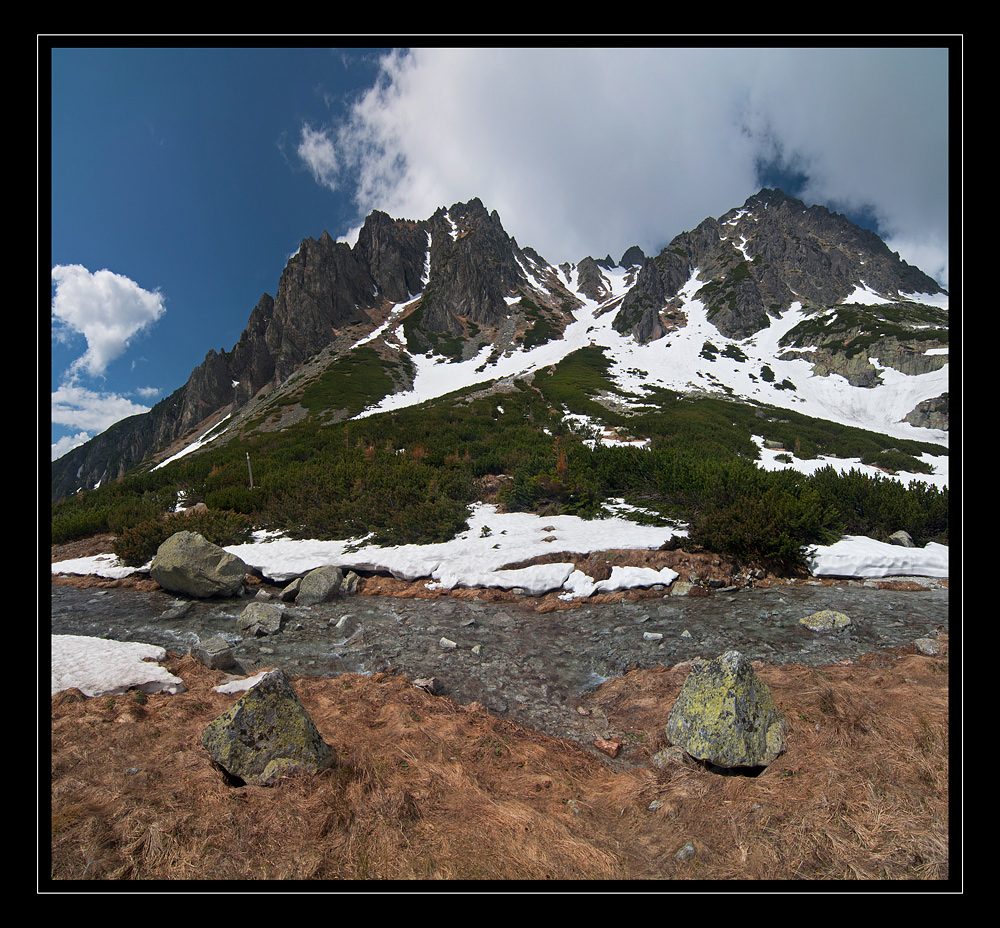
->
47, 640, 952, 884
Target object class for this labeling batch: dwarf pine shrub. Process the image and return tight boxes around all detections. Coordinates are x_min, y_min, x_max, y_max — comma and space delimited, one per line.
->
111, 509, 254, 567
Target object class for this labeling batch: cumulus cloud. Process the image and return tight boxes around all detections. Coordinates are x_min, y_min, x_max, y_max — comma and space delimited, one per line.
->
50, 382, 153, 460
51, 431, 93, 462
297, 46, 949, 284
50, 265, 166, 456
51, 264, 167, 379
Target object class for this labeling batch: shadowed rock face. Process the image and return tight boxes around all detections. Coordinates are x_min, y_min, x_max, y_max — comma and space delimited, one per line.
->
614, 187, 944, 343
665, 649, 786, 769
200, 668, 336, 787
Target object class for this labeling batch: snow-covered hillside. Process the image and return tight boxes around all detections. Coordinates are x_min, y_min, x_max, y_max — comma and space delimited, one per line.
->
53, 244, 950, 595
359, 263, 948, 453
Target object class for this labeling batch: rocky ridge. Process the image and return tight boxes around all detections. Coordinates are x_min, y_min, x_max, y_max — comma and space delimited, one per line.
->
51, 188, 948, 500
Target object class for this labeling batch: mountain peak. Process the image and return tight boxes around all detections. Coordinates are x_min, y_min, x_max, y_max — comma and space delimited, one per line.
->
51, 191, 949, 500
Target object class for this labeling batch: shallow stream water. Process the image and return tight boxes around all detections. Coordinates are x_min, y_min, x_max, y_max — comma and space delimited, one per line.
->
50, 580, 948, 745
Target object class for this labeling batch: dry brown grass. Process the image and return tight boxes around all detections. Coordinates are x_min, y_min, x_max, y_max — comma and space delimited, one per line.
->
47, 639, 951, 885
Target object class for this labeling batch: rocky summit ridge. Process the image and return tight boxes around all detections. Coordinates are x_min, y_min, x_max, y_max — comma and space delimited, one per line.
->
51, 189, 949, 500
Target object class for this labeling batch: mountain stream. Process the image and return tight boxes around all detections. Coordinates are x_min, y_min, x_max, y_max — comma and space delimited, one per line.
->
50, 580, 949, 746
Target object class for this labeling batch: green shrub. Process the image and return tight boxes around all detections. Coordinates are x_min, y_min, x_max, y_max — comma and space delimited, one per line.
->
183, 509, 255, 547
807, 466, 948, 545
689, 481, 842, 571
111, 509, 254, 567
204, 486, 264, 515
51, 506, 110, 545
106, 497, 164, 534
111, 518, 175, 566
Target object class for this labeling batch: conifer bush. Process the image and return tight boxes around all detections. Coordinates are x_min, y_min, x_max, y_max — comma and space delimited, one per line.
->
689, 480, 843, 570
106, 496, 164, 534
111, 509, 254, 567
111, 518, 176, 567
51, 505, 111, 545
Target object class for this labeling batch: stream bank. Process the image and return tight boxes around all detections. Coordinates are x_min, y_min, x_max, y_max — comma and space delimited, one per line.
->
50, 578, 948, 745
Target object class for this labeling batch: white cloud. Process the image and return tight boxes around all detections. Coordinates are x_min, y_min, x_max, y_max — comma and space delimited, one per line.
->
883, 233, 950, 291
297, 124, 343, 190
50, 431, 92, 461
299, 46, 949, 280
51, 265, 167, 379
50, 382, 152, 460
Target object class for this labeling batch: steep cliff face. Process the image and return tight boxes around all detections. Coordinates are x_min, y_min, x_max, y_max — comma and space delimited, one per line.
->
410, 199, 526, 339
52, 199, 531, 495
264, 230, 379, 384
353, 209, 430, 304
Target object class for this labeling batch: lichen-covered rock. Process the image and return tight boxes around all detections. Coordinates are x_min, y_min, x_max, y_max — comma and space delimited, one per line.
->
665, 650, 785, 768
150, 531, 248, 598
200, 669, 335, 786
800, 610, 853, 632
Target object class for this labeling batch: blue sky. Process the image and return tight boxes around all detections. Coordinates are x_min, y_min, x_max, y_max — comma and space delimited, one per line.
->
47, 44, 954, 460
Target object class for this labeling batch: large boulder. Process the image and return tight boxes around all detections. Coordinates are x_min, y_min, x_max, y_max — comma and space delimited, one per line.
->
295, 565, 343, 606
150, 531, 248, 598
665, 650, 786, 769
200, 669, 336, 786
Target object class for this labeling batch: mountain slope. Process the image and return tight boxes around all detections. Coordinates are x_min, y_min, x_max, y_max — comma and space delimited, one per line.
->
51, 189, 948, 501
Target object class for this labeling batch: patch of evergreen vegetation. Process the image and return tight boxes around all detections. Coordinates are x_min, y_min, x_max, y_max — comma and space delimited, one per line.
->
298, 346, 400, 417
112, 508, 255, 567
779, 303, 949, 357
51, 349, 949, 575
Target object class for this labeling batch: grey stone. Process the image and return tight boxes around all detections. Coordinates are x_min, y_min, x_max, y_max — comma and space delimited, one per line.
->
237, 601, 284, 637
904, 394, 949, 431
665, 650, 786, 769
200, 668, 335, 786
149, 531, 248, 598
675, 842, 697, 861
341, 570, 361, 595
295, 566, 343, 606
191, 635, 237, 670
888, 530, 915, 547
